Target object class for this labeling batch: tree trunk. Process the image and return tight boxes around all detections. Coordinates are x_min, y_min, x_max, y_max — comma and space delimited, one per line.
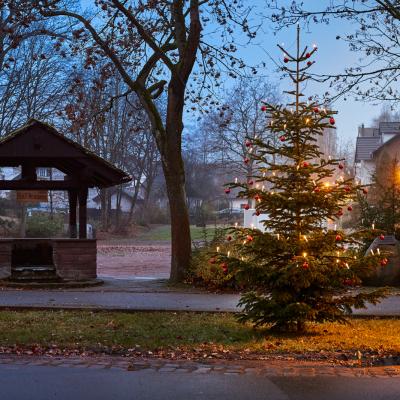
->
163, 165, 191, 283
162, 81, 192, 282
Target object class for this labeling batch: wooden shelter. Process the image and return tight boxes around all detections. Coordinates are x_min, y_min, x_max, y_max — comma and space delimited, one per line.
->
0, 119, 131, 283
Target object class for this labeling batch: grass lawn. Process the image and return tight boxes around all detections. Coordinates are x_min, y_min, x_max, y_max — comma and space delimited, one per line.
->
1, 310, 399, 361
141, 225, 218, 242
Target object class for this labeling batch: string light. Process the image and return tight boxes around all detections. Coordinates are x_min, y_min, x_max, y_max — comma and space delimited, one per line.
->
303, 252, 307, 258
227, 251, 231, 257
235, 177, 238, 184
216, 246, 220, 252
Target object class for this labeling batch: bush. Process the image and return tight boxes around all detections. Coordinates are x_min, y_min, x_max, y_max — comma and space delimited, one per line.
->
26, 213, 64, 238
187, 228, 245, 291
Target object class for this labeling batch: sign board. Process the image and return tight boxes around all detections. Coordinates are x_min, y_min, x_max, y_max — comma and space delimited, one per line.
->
16, 190, 48, 203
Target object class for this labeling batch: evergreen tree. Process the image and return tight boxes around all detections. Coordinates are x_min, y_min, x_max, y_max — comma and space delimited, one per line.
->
220, 27, 385, 332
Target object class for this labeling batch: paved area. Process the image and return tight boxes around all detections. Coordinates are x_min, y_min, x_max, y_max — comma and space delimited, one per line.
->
0, 279, 400, 314
1, 355, 400, 399
97, 243, 170, 279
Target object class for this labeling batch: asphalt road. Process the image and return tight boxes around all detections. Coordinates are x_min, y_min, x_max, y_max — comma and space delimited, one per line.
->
1, 364, 400, 400
0, 286, 400, 315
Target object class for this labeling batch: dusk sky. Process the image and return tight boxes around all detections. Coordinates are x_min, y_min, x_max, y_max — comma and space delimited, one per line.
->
236, 7, 384, 146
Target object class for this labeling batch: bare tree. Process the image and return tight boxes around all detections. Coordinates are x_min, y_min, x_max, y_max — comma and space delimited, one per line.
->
265, 1, 400, 104
28, 0, 257, 281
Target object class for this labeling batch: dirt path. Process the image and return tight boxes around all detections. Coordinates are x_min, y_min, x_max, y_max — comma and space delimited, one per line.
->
97, 242, 171, 279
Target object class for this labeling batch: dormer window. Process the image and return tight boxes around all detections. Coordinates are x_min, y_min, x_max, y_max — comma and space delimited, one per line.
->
37, 168, 50, 179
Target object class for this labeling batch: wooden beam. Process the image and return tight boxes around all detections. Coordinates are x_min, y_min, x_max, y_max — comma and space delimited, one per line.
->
78, 187, 88, 239
68, 190, 78, 238
0, 180, 87, 190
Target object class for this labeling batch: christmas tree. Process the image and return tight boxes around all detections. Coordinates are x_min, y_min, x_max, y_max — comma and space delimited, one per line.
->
220, 26, 385, 332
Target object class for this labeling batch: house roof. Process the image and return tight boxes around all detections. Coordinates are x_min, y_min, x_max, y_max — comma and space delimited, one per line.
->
355, 136, 382, 162
373, 133, 400, 158
0, 119, 131, 188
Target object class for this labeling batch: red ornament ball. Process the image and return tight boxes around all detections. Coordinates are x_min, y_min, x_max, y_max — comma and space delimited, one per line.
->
380, 258, 388, 266
260, 105, 267, 112
338, 163, 344, 169
245, 140, 252, 147
362, 188, 368, 195
345, 186, 351, 192
336, 209, 343, 217
255, 210, 261, 216
226, 235, 232, 241
283, 57, 289, 63
254, 194, 261, 201
302, 261, 309, 270
209, 257, 216, 265
244, 157, 250, 164
246, 235, 253, 242
224, 188, 231, 194
314, 187, 321, 193
302, 161, 309, 168
248, 180, 254, 185
347, 205, 353, 211
244, 204, 250, 210
329, 117, 335, 125
313, 107, 319, 113
279, 135, 286, 142
380, 234, 385, 240
335, 234, 342, 242
221, 262, 228, 273
307, 61, 312, 66
305, 52, 311, 59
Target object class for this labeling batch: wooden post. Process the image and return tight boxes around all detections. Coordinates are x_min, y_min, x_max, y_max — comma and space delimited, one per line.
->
78, 187, 88, 239
68, 189, 78, 238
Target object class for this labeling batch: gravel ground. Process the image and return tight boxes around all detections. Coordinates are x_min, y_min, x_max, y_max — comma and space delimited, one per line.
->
97, 242, 171, 279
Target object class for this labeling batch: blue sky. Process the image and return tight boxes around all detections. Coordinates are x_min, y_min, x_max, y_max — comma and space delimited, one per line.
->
77, 1, 382, 145
230, 9, 383, 145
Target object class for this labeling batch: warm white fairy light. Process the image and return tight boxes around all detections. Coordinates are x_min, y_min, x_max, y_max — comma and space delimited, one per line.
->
216, 246, 220, 252
377, 248, 380, 255
303, 235, 308, 242
227, 251, 231, 257
251, 223, 254, 229
313, 43, 317, 48
345, 263, 349, 269
277, 233, 280, 240
370, 249, 374, 255
334, 224, 337, 231
235, 222, 238, 228
303, 252, 307, 258
372, 223, 375, 230
235, 177, 238, 184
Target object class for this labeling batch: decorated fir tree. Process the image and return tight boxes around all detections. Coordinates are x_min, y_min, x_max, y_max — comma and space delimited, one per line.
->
220, 27, 385, 332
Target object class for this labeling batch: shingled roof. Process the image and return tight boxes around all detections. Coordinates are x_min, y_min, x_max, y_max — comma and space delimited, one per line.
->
0, 119, 131, 188
355, 136, 382, 162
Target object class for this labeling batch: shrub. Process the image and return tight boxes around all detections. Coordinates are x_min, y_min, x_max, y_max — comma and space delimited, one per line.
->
26, 213, 64, 238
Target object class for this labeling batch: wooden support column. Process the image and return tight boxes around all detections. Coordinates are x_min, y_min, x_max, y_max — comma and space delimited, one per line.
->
68, 189, 78, 238
78, 187, 88, 239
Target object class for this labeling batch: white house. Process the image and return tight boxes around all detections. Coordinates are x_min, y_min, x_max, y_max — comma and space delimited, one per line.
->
355, 122, 400, 184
